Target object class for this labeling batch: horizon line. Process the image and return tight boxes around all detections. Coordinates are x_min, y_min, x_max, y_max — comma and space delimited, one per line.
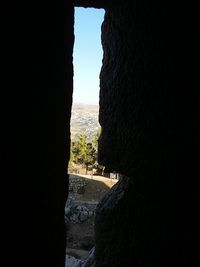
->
72, 101, 99, 106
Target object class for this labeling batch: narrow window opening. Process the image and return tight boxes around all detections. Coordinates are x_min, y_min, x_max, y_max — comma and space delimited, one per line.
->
65, 7, 118, 263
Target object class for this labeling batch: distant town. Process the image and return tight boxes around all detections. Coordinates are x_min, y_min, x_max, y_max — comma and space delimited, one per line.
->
70, 103, 99, 141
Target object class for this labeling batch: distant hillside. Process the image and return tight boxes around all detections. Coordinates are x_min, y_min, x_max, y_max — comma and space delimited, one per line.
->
70, 103, 100, 141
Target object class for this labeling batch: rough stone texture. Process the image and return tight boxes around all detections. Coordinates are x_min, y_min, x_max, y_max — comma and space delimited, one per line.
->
74, 0, 106, 8
95, 177, 136, 267
69, 176, 87, 194
99, 1, 183, 176
0, 2, 74, 267
65, 198, 97, 224
1, 1, 199, 267
97, 1, 200, 267
81, 247, 96, 267
66, 247, 95, 267
66, 255, 84, 267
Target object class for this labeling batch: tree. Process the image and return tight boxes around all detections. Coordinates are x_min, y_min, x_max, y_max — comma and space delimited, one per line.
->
72, 134, 87, 166
84, 142, 96, 174
92, 128, 104, 175
69, 129, 104, 175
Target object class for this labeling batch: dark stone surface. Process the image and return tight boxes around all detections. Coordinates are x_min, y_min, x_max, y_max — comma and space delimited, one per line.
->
0, 2, 74, 267
99, 2, 189, 177
95, 175, 176, 267
73, 0, 106, 8
96, 1, 200, 266
95, 177, 136, 267
1, 1, 199, 267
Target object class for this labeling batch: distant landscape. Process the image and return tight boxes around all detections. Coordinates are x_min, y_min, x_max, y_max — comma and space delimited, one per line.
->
67, 103, 117, 264
70, 103, 100, 141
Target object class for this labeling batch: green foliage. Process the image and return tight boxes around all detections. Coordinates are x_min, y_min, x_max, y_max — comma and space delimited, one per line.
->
69, 128, 103, 173
85, 142, 96, 167
72, 134, 88, 165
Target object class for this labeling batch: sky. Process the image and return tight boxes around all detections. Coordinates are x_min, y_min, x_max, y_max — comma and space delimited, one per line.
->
73, 7, 105, 105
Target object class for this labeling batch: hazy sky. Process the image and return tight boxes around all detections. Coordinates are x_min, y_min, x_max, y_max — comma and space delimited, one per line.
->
73, 7, 105, 105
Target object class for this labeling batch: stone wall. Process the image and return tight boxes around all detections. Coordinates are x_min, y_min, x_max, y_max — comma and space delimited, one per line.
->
65, 199, 97, 224
1, 1, 199, 267
0, 2, 74, 267
96, 1, 200, 266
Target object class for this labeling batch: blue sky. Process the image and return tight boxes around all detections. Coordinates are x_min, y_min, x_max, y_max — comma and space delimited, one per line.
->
73, 7, 105, 105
